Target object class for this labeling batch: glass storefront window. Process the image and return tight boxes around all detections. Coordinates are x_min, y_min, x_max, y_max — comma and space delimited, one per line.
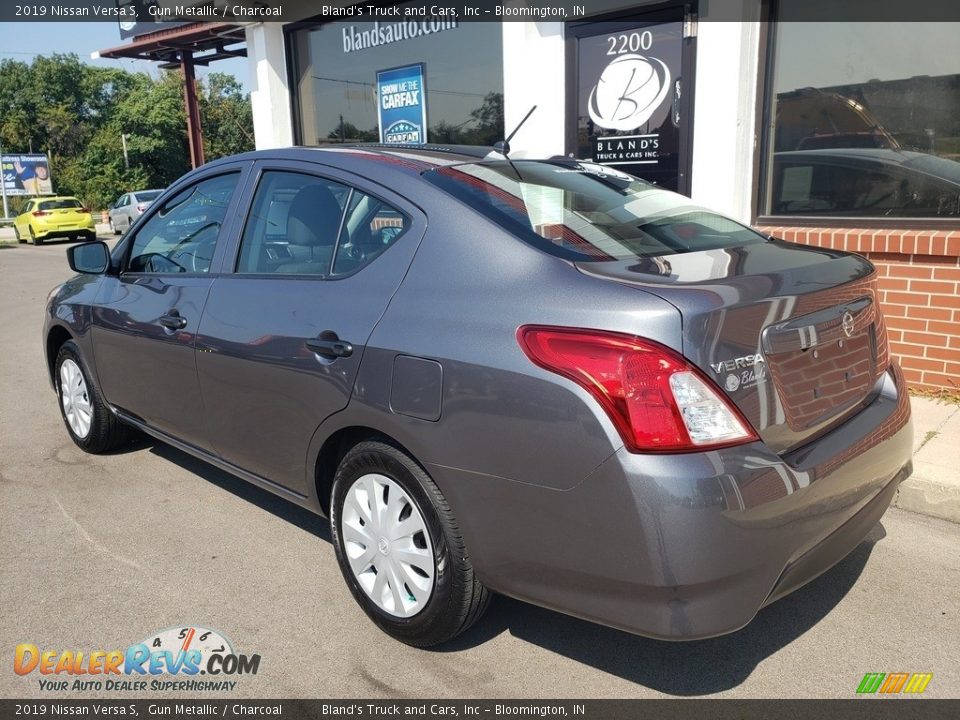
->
762, 10, 960, 219
290, 8, 503, 147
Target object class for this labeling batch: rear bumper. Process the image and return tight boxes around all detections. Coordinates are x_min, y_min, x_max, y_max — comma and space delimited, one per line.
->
35, 221, 95, 238
430, 363, 913, 640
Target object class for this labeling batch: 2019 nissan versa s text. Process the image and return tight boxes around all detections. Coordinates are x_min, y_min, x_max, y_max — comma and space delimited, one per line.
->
44, 146, 913, 647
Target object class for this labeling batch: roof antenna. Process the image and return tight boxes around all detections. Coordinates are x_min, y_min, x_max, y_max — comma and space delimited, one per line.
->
494, 105, 537, 157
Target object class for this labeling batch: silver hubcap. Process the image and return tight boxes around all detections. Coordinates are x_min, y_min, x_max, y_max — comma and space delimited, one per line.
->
60, 359, 93, 438
341, 473, 434, 618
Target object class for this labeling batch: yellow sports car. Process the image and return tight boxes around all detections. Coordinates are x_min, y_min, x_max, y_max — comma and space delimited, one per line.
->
13, 197, 96, 245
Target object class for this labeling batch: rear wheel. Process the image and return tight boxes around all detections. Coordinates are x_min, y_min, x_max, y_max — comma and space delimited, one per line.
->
330, 439, 490, 647
29, 225, 41, 246
55, 340, 130, 453
109, 218, 119, 235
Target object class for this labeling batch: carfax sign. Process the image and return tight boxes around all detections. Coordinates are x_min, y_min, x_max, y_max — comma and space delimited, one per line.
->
377, 63, 428, 144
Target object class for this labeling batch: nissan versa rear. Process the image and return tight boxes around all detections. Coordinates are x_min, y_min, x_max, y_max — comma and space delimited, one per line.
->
44, 147, 913, 647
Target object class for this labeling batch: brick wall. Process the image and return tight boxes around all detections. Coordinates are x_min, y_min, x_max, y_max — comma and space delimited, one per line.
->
756, 226, 960, 392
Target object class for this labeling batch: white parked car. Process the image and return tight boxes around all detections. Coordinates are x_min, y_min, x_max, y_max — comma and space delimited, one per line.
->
107, 189, 164, 234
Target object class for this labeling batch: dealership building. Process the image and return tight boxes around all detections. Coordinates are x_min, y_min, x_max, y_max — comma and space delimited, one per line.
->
101, 0, 960, 392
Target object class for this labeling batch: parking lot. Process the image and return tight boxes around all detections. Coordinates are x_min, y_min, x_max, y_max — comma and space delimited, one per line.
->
1, 236, 958, 699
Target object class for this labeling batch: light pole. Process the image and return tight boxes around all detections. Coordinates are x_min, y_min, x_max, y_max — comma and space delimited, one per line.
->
121, 133, 130, 171
0, 139, 9, 220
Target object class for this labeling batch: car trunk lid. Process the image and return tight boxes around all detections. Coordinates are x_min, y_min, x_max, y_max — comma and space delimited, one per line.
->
575, 240, 889, 454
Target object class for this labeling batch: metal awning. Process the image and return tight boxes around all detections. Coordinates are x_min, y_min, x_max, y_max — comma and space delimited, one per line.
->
95, 22, 247, 69
95, 23, 249, 170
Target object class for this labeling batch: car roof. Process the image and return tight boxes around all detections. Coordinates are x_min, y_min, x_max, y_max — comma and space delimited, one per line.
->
775, 148, 960, 185
36, 196, 80, 201
775, 148, 927, 164
203, 144, 494, 179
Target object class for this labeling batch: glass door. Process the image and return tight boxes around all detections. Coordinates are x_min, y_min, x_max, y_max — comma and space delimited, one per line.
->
569, 6, 695, 193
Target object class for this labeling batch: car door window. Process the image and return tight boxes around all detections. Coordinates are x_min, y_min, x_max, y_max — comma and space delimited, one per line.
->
127, 173, 239, 274
236, 170, 409, 276
117, 195, 128, 208
236, 170, 350, 275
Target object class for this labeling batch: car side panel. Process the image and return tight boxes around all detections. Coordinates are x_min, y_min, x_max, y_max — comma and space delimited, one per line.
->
195, 160, 429, 494
306, 198, 683, 502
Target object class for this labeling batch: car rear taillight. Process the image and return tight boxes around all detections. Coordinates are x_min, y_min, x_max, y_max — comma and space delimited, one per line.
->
136, 204, 146, 212
80, 207, 91, 214
517, 326, 757, 453
32, 210, 49, 217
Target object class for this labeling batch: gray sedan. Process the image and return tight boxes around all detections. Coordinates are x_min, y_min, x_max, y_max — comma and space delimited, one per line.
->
43, 146, 913, 647
107, 189, 164, 234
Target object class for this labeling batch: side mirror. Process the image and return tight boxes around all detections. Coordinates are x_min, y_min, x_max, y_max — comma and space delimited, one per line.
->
67, 241, 110, 274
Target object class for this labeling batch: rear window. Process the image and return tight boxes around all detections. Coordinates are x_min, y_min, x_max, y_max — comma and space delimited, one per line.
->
39, 199, 82, 210
423, 160, 766, 261
136, 190, 163, 202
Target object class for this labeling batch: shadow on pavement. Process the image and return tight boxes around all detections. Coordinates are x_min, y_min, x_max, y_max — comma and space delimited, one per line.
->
137, 435, 883, 695
146, 439, 332, 544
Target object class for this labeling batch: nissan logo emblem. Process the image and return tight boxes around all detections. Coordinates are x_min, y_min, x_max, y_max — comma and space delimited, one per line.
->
841, 311, 855, 338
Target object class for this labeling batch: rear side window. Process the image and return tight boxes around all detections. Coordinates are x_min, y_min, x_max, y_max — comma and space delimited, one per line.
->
39, 199, 82, 210
424, 160, 766, 261
136, 190, 163, 202
236, 170, 408, 276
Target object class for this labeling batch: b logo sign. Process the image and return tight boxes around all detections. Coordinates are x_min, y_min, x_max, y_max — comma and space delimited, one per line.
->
588, 54, 671, 132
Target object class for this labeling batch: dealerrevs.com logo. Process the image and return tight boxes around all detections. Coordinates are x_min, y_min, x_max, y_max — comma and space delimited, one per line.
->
14, 626, 260, 693
856, 672, 934, 695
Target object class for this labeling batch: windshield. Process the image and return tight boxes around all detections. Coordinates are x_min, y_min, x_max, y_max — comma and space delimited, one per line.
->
423, 160, 766, 261
136, 190, 163, 202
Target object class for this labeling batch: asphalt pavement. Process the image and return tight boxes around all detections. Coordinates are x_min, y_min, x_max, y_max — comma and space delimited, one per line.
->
1, 237, 958, 699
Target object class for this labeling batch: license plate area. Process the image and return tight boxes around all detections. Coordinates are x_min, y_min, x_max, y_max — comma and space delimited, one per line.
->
763, 297, 877, 431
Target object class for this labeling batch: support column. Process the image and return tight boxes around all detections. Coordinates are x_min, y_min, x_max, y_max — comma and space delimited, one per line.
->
246, 23, 294, 149
502, 22, 566, 158
689, 1, 763, 223
181, 52, 205, 168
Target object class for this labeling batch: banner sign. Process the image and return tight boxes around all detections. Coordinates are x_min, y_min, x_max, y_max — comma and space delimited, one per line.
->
377, 63, 428, 145
0, 153, 53, 196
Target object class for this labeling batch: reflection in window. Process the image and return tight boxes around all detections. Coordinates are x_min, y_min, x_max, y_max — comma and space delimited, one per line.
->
290, 10, 503, 146
762, 10, 960, 218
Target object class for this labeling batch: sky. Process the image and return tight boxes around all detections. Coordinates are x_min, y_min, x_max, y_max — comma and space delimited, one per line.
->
0, 22, 250, 92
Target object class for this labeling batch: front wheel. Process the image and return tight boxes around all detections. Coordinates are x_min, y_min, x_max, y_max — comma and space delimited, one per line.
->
55, 340, 130, 453
330, 440, 490, 647
14, 226, 23, 243
109, 218, 119, 235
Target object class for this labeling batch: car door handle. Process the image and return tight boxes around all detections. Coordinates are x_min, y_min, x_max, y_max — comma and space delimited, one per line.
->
306, 336, 353, 359
159, 313, 188, 330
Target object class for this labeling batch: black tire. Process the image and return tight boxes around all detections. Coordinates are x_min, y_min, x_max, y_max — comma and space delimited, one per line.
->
110, 218, 119, 235
29, 226, 41, 246
330, 439, 490, 647
55, 340, 130, 453
14, 226, 23, 243
84, 231, 96, 242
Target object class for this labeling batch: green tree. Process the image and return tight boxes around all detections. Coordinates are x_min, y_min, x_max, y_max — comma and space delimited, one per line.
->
0, 54, 254, 211
201, 72, 255, 159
